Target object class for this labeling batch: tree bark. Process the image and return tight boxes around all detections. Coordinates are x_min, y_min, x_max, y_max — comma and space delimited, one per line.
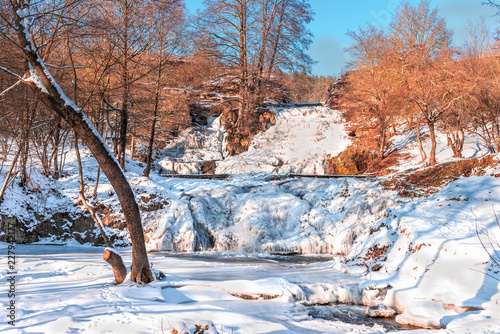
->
0, 145, 22, 203
11, 1, 153, 284
143, 116, 157, 178
104, 248, 128, 284
143, 82, 160, 178
415, 118, 427, 163
428, 120, 437, 166
52, 115, 61, 179
119, 0, 131, 169
378, 125, 387, 159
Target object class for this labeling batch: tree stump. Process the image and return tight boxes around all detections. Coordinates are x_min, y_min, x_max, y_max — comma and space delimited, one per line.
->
103, 248, 128, 284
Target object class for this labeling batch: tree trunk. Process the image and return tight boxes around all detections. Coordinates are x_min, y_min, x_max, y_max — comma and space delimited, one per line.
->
143, 116, 156, 178
12, 1, 153, 284
266, 0, 285, 80
20, 90, 33, 188
119, 0, 130, 169
52, 115, 61, 179
0, 145, 22, 203
143, 96, 158, 178
238, 0, 249, 131
143, 40, 164, 178
75, 133, 127, 284
428, 120, 437, 166
415, 118, 427, 163
104, 248, 128, 284
129, 134, 135, 160
94, 167, 100, 198
378, 117, 387, 159
256, 0, 278, 82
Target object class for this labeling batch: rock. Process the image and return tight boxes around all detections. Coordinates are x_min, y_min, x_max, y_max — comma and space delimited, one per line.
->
361, 284, 391, 306
394, 300, 457, 330
395, 313, 443, 330
366, 304, 396, 318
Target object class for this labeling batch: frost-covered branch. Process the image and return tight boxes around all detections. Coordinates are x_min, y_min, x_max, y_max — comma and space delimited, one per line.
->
0, 66, 25, 81
0, 80, 22, 98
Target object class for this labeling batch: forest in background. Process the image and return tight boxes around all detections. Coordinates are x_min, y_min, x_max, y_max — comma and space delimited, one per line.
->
3, 0, 500, 201
329, 0, 500, 174
0, 0, 321, 189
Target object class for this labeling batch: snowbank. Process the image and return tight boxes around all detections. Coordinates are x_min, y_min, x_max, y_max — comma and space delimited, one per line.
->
334, 174, 500, 328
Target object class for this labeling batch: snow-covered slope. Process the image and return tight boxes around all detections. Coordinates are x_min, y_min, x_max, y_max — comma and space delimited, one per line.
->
159, 106, 349, 175
387, 125, 491, 172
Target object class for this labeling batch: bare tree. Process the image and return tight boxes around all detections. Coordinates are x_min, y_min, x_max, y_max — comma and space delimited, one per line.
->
390, 0, 456, 165
196, 0, 313, 155
263, 0, 313, 77
88, 0, 156, 167
143, 0, 187, 178
345, 23, 402, 159
2, 0, 153, 284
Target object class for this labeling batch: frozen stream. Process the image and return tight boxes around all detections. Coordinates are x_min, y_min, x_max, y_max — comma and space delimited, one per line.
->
155, 252, 417, 333
5, 244, 420, 333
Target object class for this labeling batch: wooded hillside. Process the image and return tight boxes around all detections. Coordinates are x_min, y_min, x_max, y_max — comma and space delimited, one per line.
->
327, 1, 500, 174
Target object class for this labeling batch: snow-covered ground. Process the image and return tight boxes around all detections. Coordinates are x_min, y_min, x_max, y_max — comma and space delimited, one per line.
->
387, 125, 491, 171
1, 242, 499, 333
0, 244, 383, 334
1, 105, 500, 332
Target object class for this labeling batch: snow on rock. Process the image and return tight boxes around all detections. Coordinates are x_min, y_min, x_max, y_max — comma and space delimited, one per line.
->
159, 117, 226, 175
395, 300, 458, 329
365, 304, 396, 318
218, 106, 349, 174
159, 106, 349, 175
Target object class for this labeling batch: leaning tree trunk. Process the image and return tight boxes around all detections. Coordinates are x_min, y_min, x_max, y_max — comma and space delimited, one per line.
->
11, 1, 153, 284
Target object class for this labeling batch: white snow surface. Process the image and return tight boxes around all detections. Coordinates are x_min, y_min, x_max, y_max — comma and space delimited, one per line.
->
1, 105, 500, 332
1, 244, 392, 334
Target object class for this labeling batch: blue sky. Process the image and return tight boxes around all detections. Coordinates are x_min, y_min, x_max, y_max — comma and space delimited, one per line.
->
185, 0, 499, 76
